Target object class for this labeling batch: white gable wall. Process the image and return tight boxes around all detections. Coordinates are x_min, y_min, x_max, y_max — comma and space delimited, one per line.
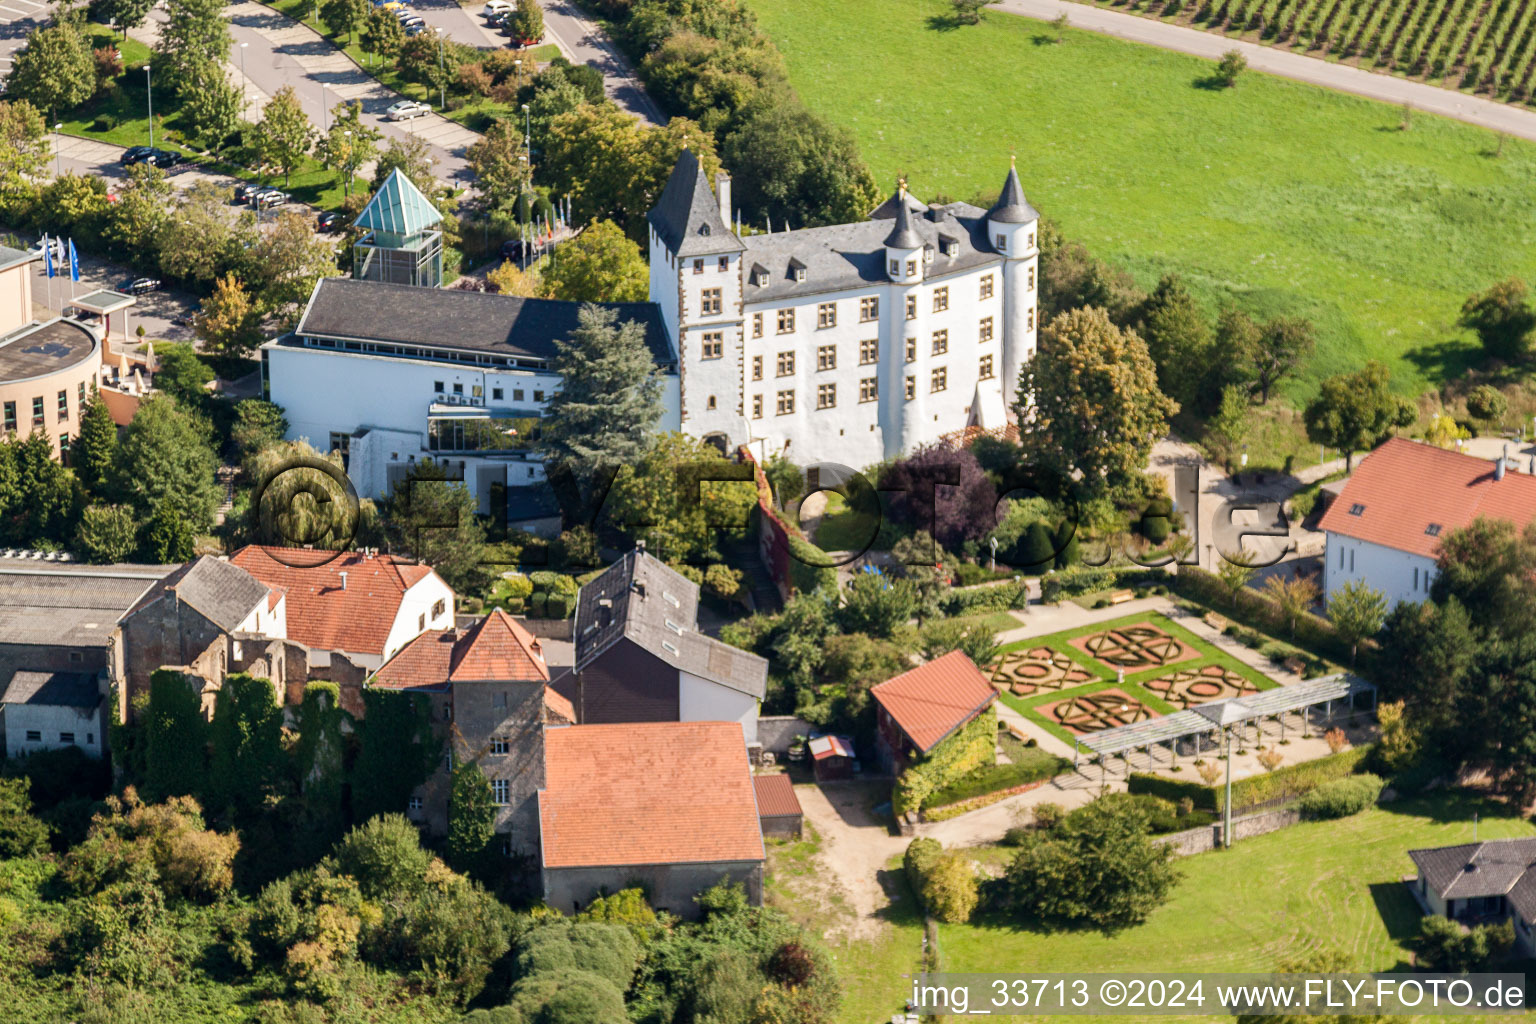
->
1323, 531, 1437, 609
678, 669, 758, 745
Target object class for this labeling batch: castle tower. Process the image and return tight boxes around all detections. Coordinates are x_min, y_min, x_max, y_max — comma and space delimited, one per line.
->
352, 168, 445, 288
986, 161, 1040, 414
880, 186, 928, 458
647, 150, 747, 452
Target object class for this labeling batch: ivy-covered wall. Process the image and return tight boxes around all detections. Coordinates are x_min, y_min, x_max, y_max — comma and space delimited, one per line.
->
892, 706, 998, 817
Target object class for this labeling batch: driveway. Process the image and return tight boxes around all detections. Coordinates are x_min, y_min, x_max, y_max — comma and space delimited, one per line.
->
0, 0, 47, 87
20, 236, 201, 344
995, 0, 1536, 142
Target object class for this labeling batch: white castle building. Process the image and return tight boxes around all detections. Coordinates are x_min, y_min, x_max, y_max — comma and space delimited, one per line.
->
649, 151, 1039, 467
261, 156, 1039, 513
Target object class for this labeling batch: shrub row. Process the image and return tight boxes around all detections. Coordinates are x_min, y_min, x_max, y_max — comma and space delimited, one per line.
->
1298, 773, 1384, 819
921, 749, 1070, 814
1128, 744, 1373, 813
1171, 566, 1366, 670
937, 581, 1029, 616
892, 708, 997, 818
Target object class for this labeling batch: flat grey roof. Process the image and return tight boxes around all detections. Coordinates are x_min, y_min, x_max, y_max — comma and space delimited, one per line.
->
1076, 674, 1375, 758
0, 669, 100, 708
70, 289, 136, 314
0, 319, 98, 384
0, 561, 171, 647
0, 245, 39, 273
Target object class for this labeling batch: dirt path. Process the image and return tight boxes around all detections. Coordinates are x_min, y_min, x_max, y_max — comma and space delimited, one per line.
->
792, 780, 910, 941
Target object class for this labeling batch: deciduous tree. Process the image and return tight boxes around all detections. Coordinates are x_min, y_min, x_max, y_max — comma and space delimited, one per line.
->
1460, 278, 1535, 363
183, 68, 244, 152
381, 459, 490, 594
249, 210, 341, 323
467, 118, 532, 213
0, 100, 49, 204
160, 181, 258, 287
114, 395, 221, 533
154, 0, 232, 99
1465, 383, 1509, 428
195, 273, 263, 354
1017, 306, 1177, 498
447, 761, 496, 872
720, 103, 882, 231
230, 398, 289, 465
7, 22, 94, 121
600, 433, 757, 564
73, 392, 118, 495
98, 0, 156, 37
1327, 579, 1386, 664
1303, 361, 1415, 471
1239, 314, 1314, 404
321, 0, 371, 42
541, 219, 647, 302
508, 0, 545, 43
75, 504, 138, 564
315, 101, 380, 197
251, 86, 316, 187
1261, 572, 1320, 636
1136, 275, 1212, 412
360, 6, 404, 64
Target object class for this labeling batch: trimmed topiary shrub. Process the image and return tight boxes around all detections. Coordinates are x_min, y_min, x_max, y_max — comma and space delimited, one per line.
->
529, 592, 548, 618
1298, 773, 1384, 819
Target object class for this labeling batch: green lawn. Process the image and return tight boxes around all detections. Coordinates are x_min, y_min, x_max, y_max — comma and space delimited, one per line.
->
993, 611, 1278, 745
932, 791, 1536, 1023
752, 0, 1536, 401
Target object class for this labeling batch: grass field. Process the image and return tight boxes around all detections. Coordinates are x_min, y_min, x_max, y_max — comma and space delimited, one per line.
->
991, 611, 1278, 744
752, 0, 1536, 400
930, 791, 1536, 1023
1076, 0, 1536, 105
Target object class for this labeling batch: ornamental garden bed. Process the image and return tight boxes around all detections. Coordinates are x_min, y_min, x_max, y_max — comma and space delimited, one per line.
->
986, 611, 1281, 746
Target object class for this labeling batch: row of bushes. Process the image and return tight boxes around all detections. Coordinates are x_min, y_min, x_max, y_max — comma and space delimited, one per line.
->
1298, 773, 1384, 819
487, 570, 579, 618
1127, 744, 1373, 813
1172, 565, 1365, 670
922, 747, 1070, 814
937, 580, 1030, 616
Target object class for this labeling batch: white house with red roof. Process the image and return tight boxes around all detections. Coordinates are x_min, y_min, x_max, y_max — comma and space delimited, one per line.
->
1317, 438, 1536, 608
229, 545, 455, 671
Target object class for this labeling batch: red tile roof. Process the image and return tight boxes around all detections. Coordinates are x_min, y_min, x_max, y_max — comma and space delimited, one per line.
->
540, 721, 763, 869
871, 650, 997, 754
543, 687, 576, 724
808, 734, 854, 760
1317, 438, 1536, 560
752, 773, 802, 818
230, 546, 447, 656
372, 609, 549, 689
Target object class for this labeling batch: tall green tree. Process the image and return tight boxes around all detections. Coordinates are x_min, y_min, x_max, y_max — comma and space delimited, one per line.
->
1239, 314, 1315, 404
1460, 278, 1535, 363
73, 392, 118, 495
183, 68, 244, 152
230, 399, 289, 466
466, 118, 532, 213
143, 498, 195, 561
600, 433, 757, 563
208, 673, 285, 819
0, 100, 49, 206
1303, 361, 1416, 471
371, 134, 434, 196
1016, 306, 1177, 498
1431, 518, 1536, 635
249, 210, 342, 323
315, 100, 380, 197
6, 22, 94, 121
0, 777, 50, 859
142, 670, 208, 801
1327, 579, 1387, 664
507, 0, 545, 42
113, 395, 222, 533
447, 761, 496, 873
1204, 384, 1251, 466
837, 573, 918, 639
74, 504, 138, 564
98, 0, 156, 37
159, 181, 259, 287
103, 161, 174, 259
321, 0, 371, 42
350, 689, 442, 824
360, 7, 405, 65
541, 219, 648, 302
0, 430, 81, 545
541, 303, 664, 476
1135, 275, 1212, 412
154, 0, 232, 99
720, 103, 882, 232
251, 86, 316, 187
194, 273, 264, 354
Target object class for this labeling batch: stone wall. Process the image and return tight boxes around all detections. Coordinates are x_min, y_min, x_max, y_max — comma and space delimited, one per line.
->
1156, 806, 1303, 857
450, 680, 547, 854
757, 715, 814, 755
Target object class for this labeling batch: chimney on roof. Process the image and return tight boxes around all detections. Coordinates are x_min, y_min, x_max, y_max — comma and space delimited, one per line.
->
339, 571, 348, 591
636, 539, 646, 555
530, 639, 542, 659
1497, 445, 1508, 482
715, 171, 731, 226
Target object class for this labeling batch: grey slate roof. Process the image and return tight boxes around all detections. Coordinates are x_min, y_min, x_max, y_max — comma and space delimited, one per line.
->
882, 192, 923, 249
986, 165, 1039, 224
741, 200, 1000, 303
0, 670, 101, 708
294, 277, 676, 368
0, 562, 169, 647
573, 549, 767, 699
131, 556, 273, 633
1409, 839, 1536, 903
647, 150, 744, 258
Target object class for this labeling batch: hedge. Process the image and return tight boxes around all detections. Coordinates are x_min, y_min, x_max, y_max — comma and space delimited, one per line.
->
922, 749, 1069, 811
1172, 566, 1364, 670
1129, 744, 1374, 813
937, 581, 1029, 616
892, 707, 998, 817
788, 535, 837, 595
1298, 773, 1384, 819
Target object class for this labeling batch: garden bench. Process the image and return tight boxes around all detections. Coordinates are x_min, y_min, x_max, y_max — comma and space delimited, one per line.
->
1108, 588, 1135, 605
1282, 656, 1306, 675
1204, 612, 1228, 631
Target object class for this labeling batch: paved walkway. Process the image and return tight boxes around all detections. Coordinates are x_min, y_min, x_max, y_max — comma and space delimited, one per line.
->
995, 0, 1536, 142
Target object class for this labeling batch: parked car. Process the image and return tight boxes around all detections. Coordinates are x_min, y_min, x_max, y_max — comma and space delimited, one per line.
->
170, 314, 196, 329
394, 7, 417, 19
132, 147, 180, 167
401, 14, 425, 27
126, 277, 161, 295
485, 0, 512, 14
121, 145, 153, 165
316, 211, 343, 231
252, 189, 289, 208
499, 238, 531, 261
404, 21, 429, 34
233, 182, 258, 202
379, 1, 406, 10
386, 99, 431, 121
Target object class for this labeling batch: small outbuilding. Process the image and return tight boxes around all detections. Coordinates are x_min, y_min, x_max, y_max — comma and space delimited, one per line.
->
871, 650, 997, 774
753, 773, 803, 839
0, 669, 105, 758
808, 733, 856, 781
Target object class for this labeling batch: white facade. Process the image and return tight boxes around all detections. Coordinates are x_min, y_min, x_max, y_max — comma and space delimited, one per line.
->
1323, 532, 1436, 610
381, 575, 458, 667
678, 668, 759, 744
2, 701, 105, 759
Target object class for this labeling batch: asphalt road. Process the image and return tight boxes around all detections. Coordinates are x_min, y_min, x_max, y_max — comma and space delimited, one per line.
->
0, 0, 47, 86
997, 0, 1536, 142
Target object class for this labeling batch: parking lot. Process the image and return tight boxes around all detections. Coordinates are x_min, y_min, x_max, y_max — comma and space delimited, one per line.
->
0, 0, 50, 86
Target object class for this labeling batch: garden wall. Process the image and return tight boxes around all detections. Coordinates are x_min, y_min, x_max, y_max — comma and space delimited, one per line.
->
1156, 806, 1303, 856
757, 715, 815, 755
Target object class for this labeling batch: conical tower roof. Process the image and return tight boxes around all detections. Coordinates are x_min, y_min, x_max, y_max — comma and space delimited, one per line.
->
882, 187, 923, 249
986, 162, 1038, 224
355, 167, 443, 236
647, 149, 742, 257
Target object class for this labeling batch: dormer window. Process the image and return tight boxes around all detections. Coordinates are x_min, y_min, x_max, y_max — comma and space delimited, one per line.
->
750, 263, 768, 287
923, 246, 934, 264
939, 236, 958, 257
1425, 523, 1442, 537
788, 257, 807, 283
700, 224, 711, 235
1348, 503, 1366, 516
